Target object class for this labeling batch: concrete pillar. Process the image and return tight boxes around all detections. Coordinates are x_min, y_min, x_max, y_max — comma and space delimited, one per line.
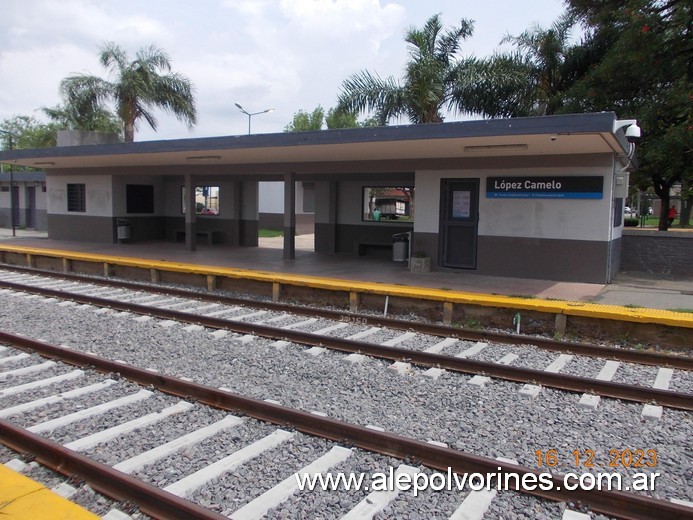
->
207, 275, 217, 292
349, 292, 360, 312
443, 302, 454, 326
283, 172, 296, 260
555, 314, 567, 337
184, 173, 196, 252
231, 180, 241, 246
150, 268, 160, 283
62, 258, 71, 274
314, 180, 338, 253
272, 282, 281, 302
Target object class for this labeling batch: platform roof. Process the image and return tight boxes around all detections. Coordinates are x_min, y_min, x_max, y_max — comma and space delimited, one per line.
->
0, 112, 634, 174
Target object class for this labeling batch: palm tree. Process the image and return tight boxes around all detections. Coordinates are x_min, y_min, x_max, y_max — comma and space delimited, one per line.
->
456, 16, 581, 118
336, 15, 475, 125
59, 42, 197, 142
500, 15, 578, 116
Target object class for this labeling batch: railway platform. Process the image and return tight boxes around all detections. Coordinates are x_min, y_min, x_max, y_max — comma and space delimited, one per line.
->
0, 230, 690, 344
0, 463, 98, 519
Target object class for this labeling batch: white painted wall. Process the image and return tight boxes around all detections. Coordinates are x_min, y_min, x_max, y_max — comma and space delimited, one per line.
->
46, 174, 113, 217
415, 165, 616, 242
259, 181, 310, 214
241, 181, 258, 220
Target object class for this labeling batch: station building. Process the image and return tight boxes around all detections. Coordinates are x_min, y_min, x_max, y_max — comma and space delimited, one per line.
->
0, 112, 638, 284
0, 170, 47, 231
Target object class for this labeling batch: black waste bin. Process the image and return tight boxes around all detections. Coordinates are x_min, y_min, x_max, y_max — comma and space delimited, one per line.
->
392, 232, 409, 262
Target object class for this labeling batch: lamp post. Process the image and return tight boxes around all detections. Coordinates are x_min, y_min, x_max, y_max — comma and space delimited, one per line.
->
234, 103, 274, 134
0, 129, 15, 237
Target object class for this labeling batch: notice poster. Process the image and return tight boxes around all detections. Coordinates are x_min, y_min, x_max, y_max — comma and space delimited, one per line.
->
452, 190, 471, 218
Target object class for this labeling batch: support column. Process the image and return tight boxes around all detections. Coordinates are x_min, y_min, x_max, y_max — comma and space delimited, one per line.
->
327, 180, 337, 253
184, 173, 196, 252
283, 172, 296, 260
231, 180, 241, 246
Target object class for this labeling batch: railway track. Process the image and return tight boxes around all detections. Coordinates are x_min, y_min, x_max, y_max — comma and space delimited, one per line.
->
1, 337, 691, 519
0, 267, 690, 413
0, 266, 691, 518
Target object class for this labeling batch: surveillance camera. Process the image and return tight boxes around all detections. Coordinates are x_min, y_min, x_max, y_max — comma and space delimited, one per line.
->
625, 124, 641, 143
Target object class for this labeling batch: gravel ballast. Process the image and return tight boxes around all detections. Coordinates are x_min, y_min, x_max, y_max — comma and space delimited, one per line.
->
0, 277, 691, 517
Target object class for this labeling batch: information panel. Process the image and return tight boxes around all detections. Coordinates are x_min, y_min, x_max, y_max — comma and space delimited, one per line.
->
486, 176, 603, 199
452, 190, 471, 218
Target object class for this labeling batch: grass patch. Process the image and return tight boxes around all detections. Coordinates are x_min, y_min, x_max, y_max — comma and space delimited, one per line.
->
258, 229, 283, 238
508, 294, 536, 300
623, 304, 644, 309
667, 308, 693, 314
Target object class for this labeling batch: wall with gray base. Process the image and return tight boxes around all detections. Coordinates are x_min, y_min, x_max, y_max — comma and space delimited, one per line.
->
48, 215, 115, 242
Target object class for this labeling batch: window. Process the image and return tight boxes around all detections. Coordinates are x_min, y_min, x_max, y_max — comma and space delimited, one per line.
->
67, 183, 86, 212
362, 186, 414, 222
126, 184, 154, 214
181, 186, 220, 215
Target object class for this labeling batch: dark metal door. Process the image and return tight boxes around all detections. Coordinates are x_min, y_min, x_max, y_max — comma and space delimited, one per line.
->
11, 186, 19, 227
25, 187, 35, 228
439, 179, 479, 269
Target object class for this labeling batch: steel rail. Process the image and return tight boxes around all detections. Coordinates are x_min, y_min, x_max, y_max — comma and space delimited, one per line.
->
0, 332, 689, 520
0, 265, 690, 369
0, 420, 226, 520
1, 281, 691, 411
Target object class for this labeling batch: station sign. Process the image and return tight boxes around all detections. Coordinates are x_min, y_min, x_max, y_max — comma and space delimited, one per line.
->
486, 176, 603, 199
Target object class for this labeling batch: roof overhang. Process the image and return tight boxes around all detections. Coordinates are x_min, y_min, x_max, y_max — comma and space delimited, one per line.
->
0, 112, 635, 173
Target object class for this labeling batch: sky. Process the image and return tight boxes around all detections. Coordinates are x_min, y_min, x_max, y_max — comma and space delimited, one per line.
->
0, 0, 569, 141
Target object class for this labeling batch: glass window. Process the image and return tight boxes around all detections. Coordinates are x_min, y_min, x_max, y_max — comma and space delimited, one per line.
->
362, 186, 414, 222
181, 186, 220, 215
67, 183, 86, 212
126, 185, 154, 214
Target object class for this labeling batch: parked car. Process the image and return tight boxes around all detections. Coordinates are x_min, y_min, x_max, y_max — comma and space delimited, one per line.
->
624, 206, 637, 219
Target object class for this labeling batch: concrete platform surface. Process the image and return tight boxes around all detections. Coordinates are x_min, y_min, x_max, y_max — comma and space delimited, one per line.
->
0, 230, 690, 312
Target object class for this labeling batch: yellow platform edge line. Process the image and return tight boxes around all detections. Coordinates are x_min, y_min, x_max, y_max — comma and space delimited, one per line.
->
0, 465, 99, 520
1, 244, 691, 329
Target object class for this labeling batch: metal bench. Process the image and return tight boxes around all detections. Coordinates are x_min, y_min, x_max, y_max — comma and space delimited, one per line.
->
174, 230, 221, 245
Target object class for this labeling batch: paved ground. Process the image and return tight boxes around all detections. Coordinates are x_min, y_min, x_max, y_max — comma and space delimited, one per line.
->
0, 229, 691, 311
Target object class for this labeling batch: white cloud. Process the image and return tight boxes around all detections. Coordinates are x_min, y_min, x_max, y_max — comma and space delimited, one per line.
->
1, 0, 568, 140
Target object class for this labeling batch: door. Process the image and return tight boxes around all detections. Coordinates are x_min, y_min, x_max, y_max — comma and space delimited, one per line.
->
439, 179, 479, 269
25, 186, 36, 228
11, 186, 19, 228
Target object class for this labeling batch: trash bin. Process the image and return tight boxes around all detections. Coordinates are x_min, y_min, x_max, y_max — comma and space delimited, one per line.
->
116, 218, 130, 242
392, 232, 409, 262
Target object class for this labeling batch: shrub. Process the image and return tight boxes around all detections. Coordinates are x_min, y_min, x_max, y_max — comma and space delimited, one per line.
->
624, 218, 639, 227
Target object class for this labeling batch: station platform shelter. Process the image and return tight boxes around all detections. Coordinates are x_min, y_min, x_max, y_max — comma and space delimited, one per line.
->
0, 112, 640, 285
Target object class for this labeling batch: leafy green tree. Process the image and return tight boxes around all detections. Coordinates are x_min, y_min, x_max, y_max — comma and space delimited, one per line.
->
324, 107, 357, 129
325, 107, 378, 129
59, 42, 197, 142
1, 115, 61, 150
284, 106, 325, 132
564, 0, 692, 229
42, 103, 123, 139
336, 14, 476, 124
284, 106, 378, 132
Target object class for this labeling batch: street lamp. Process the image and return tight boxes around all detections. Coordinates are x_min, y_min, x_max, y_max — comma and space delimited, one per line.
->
0, 129, 15, 237
234, 103, 274, 134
